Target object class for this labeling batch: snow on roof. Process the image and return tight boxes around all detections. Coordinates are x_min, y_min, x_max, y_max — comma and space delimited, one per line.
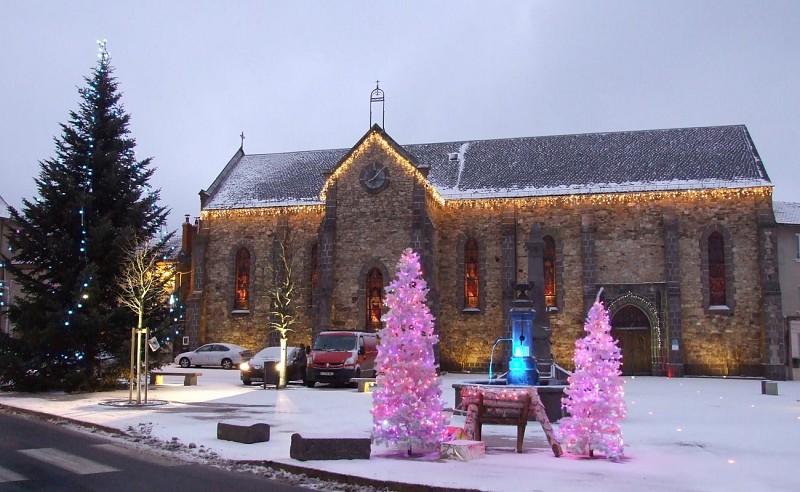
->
202, 125, 771, 210
774, 201, 800, 225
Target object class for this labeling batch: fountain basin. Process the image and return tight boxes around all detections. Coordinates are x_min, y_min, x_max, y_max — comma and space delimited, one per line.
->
452, 380, 567, 423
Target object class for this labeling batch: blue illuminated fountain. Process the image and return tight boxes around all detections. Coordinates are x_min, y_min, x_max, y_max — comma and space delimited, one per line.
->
507, 283, 539, 385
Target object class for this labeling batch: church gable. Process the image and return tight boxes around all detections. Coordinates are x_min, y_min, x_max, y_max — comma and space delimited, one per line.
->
320, 124, 442, 205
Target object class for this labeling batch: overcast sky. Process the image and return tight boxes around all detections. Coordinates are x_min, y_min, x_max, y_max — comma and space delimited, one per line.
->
1, 0, 798, 230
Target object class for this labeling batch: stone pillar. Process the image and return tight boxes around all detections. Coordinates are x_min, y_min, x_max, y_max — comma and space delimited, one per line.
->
501, 209, 517, 342
758, 207, 786, 380
185, 220, 208, 351
663, 210, 684, 377
314, 178, 337, 337
525, 223, 553, 367
410, 178, 441, 362
580, 212, 597, 313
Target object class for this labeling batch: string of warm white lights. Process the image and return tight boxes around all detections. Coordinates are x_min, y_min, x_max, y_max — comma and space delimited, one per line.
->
319, 130, 445, 205
202, 204, 324, 220
202, 186, 771, 220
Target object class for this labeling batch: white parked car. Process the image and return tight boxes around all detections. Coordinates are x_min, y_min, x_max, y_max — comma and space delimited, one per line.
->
174, 343, 253, 370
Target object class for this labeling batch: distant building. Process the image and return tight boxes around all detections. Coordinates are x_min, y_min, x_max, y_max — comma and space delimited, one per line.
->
774, 201, 800, 379
1, 195, 33, 336
185, 123, 787, 380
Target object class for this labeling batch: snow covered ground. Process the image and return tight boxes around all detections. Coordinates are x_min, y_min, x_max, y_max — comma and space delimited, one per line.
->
1, 367, 798, 492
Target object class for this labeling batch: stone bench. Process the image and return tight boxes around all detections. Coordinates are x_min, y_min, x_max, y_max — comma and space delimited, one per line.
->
350, 377, 377, 392
217, 422, 270, 444
289, 433, 371, 461
761, 380, 778, 395
150, 371, 202, 386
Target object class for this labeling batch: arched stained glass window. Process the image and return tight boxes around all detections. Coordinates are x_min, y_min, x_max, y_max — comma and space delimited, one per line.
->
234, 248, 250, 310
708, 231, 726, 306
543, 235, 557, 308
464, 238, 479, 309
366, 268, 383, 331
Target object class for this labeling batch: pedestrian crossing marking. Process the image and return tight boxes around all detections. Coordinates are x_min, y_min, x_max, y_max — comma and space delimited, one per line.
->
92, 443, 186, 467
18, 448, 119, 475
0, 465, 27, 483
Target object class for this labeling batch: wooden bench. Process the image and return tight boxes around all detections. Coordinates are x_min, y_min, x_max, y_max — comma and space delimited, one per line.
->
461, 386, 562, 457
350, 377, 377, 393
150, 371, 202, 386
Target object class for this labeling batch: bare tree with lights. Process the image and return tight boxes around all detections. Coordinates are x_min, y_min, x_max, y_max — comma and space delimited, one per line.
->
267, 230, 297, 389
117, 237, 174, 403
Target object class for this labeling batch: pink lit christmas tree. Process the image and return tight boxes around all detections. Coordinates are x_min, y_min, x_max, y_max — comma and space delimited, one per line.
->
558, 291, 626, 460
371, 248, 448, 455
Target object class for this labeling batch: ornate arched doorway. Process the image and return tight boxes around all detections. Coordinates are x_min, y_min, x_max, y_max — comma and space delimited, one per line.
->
610, 304, 653, 375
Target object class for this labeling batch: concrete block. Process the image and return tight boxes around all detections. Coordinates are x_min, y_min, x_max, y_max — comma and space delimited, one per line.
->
761, 380, 778, 396
289, 433, 371, 461
217, 422, 270, 444
440, 440, 485, 461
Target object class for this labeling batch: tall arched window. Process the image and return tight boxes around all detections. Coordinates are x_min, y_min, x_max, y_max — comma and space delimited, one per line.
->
464, 238, 480, 309
234, 248, 250, 311
708, 231, 726, 306
366, 268, 383, 331
543, 235, 557, 308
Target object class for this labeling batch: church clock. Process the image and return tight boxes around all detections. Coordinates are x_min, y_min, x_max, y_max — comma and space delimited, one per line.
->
360, 162, 389, 193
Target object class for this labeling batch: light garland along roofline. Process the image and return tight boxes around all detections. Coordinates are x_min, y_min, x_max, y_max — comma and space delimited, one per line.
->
203, 186, 772, 219
202, 204, 325, 219
319, 131, 445, 206
444, 186, 773, 209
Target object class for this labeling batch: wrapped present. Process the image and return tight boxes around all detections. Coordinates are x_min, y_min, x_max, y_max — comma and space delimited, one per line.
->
440, 440, 486, 461
444, 425, 468, 441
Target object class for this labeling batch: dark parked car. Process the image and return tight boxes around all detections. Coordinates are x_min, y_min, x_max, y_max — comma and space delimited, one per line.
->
240, 346, 307, 386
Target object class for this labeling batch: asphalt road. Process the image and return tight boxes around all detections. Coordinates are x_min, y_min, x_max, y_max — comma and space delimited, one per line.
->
0, 410, 308, 491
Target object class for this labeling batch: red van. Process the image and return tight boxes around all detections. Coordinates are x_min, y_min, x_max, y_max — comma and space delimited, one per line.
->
305, 331, 378, 387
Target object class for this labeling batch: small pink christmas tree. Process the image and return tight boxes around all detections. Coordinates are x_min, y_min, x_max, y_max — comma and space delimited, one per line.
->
558, 291, 626, 460
371, 248, 448, 455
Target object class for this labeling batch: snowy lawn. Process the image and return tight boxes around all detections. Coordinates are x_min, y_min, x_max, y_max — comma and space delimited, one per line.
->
1, 367, 799, 492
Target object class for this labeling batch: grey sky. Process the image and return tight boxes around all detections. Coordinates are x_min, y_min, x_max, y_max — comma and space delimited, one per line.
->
1, 1, 798, 230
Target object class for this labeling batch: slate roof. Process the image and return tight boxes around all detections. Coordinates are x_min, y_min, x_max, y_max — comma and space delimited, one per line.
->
202, 125, 771, 210
774, 201, 800, 225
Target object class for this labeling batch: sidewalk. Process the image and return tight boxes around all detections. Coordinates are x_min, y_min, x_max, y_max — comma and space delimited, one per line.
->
1, 368, 798, 491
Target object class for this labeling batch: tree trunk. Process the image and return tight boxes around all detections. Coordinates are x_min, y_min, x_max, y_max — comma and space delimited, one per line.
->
278, 337, 288, 389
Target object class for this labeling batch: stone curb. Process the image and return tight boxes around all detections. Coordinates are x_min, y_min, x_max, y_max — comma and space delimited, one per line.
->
236, 459, 485, 492
0, 401, 130, 437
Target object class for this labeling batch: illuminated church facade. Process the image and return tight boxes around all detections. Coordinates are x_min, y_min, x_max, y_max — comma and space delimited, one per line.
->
184, 122, 787, 380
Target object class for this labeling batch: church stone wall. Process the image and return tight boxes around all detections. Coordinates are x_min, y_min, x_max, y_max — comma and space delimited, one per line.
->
199, 210, 322, 352
515, 205, 587, 369
676, 195, 764, 376
196, 176, 771, 376
431, 194, 767, 376
328, 141, 417, 330
435, 205, 507, 372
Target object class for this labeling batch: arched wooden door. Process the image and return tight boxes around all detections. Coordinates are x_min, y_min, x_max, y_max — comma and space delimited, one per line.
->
611, 305, 652, 375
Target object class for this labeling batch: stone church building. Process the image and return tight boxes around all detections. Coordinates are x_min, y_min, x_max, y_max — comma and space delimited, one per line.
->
183, 122, 787, 380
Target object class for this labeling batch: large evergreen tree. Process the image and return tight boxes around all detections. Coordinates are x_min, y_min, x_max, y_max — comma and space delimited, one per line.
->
2, 42, 168, 390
